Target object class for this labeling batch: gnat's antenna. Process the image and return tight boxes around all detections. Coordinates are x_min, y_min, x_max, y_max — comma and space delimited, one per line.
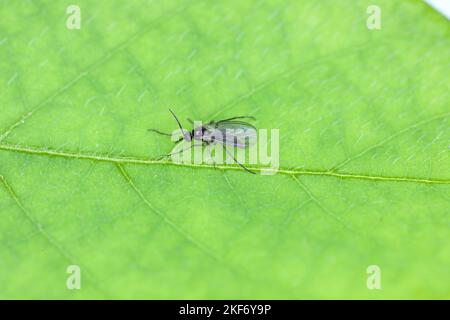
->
168, 109, 190, 138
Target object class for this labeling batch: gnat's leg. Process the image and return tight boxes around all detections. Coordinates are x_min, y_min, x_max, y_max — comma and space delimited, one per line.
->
222, 145, 256, 174
186, 118, 194, 125
157, 142, 203, 160
203, 142, 218, 170
148, 129, 172, 136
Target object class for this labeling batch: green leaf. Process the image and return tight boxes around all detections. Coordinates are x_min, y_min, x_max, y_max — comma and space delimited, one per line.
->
0, 0, 448, 299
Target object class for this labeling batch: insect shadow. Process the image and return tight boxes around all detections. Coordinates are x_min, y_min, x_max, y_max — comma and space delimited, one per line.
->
148, 109, 257, 174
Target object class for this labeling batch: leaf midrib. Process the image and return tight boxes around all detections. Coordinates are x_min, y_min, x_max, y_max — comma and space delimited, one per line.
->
0, 142, 448, 185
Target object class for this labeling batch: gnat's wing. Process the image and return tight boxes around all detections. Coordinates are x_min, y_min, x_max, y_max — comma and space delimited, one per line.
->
215, 116, 256, 124
206, 121, 257, 148
214, 120, 256, 130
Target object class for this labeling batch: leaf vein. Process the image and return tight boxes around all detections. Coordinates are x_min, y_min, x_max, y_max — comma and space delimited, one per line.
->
331, 112, 450, 171
290, 175, 357, 234
115, 163, 224, 263
0, 174, 112, 297
0, 8, 184, 143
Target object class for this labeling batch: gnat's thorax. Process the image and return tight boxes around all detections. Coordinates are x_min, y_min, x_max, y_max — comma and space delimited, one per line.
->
193, 127, 203, 140
194, 126, 219, 143
192, 126, 211, 142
